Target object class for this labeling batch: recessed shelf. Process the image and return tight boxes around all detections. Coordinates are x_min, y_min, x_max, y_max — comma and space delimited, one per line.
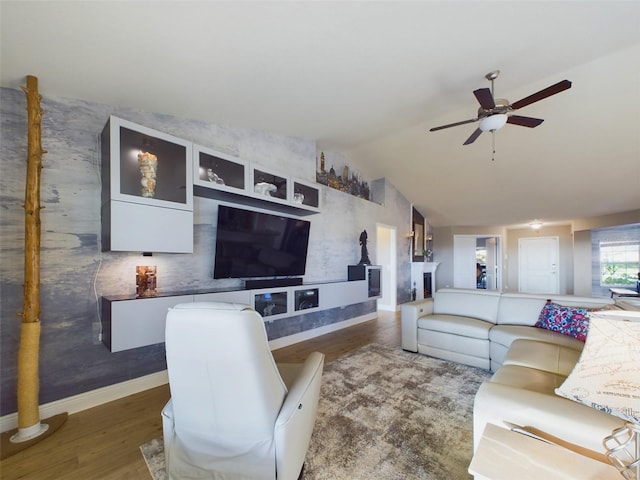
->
294, 288, 320, 311
194, 185, 319, 215
193, 150, 321, 215
292, 179, 321, 210
251, 165, 289, 202
193, 145, 249, 194
254, 290, 289, 320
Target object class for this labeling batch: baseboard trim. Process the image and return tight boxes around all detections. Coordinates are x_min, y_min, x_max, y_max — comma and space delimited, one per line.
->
268, 312, 377, 350
1, 313, 376, 433
0, 370, 169, 433
377, 303, 400, 312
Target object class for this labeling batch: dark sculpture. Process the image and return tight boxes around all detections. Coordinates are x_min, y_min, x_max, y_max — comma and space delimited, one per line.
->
358, 230, 371, 265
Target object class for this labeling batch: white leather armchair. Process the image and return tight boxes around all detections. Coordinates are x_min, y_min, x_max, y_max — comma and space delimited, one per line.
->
161, 302, 324, 480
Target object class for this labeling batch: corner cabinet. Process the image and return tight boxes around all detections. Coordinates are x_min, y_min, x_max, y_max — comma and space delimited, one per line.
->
348, 264, 382, 298
101, 116, 194, 253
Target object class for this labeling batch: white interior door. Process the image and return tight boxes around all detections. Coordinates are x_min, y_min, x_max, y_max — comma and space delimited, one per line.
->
485, 237, 498, 290
376, 224, 396, 311
453, 236, 477, 288
518, 236, 559, 294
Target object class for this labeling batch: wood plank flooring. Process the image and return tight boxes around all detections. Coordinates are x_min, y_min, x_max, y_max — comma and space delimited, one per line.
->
0, 311, 400, 479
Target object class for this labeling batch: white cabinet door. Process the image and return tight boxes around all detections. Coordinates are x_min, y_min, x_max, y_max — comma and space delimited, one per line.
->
109, 201, 193, 253
453, 236, 478, 289
194, 291, 252, 305
485, 237, 498, 291
110, 295, 193, 352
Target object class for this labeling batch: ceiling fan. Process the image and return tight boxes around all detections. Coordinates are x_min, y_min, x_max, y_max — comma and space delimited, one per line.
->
429, 70, 572, 145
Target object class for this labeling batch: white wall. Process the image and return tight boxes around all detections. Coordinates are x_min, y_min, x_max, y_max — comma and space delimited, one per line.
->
432, 211, 639, 296
432, 225, 505, 291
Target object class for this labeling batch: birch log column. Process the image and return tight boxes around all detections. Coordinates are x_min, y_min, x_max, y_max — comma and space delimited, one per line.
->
8, 76, 67, 447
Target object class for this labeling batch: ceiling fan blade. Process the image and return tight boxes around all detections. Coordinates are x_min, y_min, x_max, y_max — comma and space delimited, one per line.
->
473, 88, 495, 109
463, 128, 483, 145
506, 115, 544, 128
429, 118, 478, 132
510, 80, 572, 110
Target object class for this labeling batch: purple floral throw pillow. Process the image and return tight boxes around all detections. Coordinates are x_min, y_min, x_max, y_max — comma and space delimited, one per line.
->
534, 300, 591, 342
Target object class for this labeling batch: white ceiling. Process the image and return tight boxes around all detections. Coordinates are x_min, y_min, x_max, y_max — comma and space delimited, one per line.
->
2, 1, 639, 228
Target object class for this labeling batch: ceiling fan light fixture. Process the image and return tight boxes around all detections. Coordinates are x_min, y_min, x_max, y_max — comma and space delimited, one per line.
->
479, 114, 508, 132
530, 221, 543, 230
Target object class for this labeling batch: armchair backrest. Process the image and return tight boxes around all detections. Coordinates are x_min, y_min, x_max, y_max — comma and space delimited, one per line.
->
165, 302, 287, 449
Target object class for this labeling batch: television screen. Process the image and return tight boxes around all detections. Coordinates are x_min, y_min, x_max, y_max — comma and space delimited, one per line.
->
213, 205, 311, 279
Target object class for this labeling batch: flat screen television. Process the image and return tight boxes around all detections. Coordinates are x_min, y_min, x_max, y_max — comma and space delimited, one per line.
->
213, 205, 311, 279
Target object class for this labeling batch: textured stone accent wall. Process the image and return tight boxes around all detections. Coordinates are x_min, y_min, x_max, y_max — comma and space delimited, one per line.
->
0, 87, 411, 415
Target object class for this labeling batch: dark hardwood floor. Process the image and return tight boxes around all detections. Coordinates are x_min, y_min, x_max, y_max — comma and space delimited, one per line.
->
0, 311, 400, 479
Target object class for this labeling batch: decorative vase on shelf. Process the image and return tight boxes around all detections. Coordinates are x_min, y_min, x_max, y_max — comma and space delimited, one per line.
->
138, 151, 158, 198
136, 265, 157, 298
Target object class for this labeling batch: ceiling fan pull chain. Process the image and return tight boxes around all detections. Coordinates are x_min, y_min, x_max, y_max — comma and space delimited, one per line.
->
492, 131, 496, 161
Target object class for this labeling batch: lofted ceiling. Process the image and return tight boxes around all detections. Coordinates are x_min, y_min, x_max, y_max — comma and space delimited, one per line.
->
2, 1, 639, 228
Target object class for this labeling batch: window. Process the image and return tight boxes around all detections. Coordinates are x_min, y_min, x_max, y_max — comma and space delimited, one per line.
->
600, 241, 640, 286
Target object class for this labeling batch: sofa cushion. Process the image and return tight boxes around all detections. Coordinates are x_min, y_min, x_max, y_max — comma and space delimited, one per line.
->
433, 288, 501, 324
490, 324, 585, 351
534, 301, 591, 341
418, 344, 490, 370
496, 293, 615, 326
473, 380, 624, 454
502, 339, 582, 376
489, 325, 584, 371
616, 298, 640, 310
489, 364, 567, 394
418, 329, 490, 358
418, 314, 492, 339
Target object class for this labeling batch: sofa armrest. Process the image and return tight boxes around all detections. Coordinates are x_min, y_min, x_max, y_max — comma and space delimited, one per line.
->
401, 299, 434, 351
473, 381, 624, 454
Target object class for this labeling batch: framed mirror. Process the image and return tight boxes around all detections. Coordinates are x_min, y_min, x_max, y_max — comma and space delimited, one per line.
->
413, 221, 424, 260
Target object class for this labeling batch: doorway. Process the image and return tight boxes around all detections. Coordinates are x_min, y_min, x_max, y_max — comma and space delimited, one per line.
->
376, 224, 397, 311
518, 236, 559, 294
453, 235, 502, 290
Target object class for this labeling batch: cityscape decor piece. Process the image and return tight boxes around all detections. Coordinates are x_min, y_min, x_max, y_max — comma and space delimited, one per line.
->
316, 152, 370, 200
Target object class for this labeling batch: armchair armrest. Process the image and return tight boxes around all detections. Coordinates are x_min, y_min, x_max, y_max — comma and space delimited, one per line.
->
275, 351, 325, 480
161, 399, 175, 470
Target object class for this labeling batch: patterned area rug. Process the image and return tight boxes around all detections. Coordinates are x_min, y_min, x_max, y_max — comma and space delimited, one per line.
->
140, 343, 491, 480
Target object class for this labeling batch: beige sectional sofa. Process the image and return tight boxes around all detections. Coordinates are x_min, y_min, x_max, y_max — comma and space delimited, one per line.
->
401, 288, 614, 371
401, 288, 626, 456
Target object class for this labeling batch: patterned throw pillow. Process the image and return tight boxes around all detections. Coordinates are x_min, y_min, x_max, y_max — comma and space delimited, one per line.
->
534, 300, 592, 342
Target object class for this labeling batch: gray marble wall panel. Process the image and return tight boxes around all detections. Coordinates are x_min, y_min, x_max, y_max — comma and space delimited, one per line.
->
264, 301, 377, 340
0, 86, 411, 416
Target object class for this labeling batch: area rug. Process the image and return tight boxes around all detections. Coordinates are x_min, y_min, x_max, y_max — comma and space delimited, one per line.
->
140, 343, 491, 480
